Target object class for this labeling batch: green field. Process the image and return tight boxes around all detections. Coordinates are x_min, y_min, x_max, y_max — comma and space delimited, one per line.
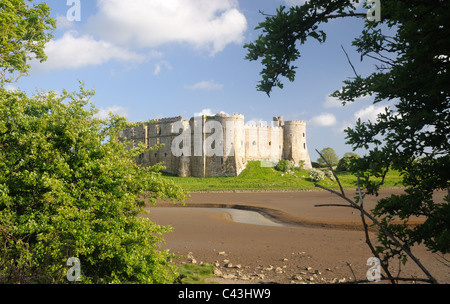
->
162, 161, 403, 191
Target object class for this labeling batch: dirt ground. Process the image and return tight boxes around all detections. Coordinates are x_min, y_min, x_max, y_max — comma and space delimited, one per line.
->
143, 189, 449, 284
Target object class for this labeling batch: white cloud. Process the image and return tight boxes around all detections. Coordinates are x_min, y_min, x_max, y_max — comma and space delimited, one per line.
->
194, 109, 229, 117
87, 0, 247, 55
280, 0, 307, 6
353, 105, 386, 122
310, 113, 338, 127
324, 95, 344, 108
184, 80, 224, 91
34, 31, 146, 71
153, 60, 172, 76
94, 105, 128, 120
55, 14, 76, 30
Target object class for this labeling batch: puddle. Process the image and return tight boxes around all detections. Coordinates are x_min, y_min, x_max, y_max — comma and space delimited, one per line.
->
212, 208, 285, 227
153, 207, 285, 227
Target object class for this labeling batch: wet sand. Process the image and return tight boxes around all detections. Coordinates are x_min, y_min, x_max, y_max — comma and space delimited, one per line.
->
143, 189, 449, 284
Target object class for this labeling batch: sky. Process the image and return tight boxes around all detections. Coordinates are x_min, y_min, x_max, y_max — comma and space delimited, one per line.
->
10, 0, 391, 161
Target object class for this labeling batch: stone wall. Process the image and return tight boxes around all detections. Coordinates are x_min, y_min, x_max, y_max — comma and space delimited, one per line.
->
119, 113, 312, 176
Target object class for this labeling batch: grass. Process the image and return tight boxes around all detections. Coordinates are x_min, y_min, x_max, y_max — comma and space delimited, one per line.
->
162, 161, 404, 191
176, 263, 216, 284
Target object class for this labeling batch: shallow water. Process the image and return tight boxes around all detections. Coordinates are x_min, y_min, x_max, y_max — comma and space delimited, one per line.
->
211, 208, 285, 227
155, 207, 285, 227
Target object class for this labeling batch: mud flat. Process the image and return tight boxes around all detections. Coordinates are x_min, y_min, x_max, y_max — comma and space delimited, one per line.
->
144, 189, 449, 284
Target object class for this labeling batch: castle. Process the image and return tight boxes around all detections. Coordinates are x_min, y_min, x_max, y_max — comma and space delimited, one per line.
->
119, 113, 312, 177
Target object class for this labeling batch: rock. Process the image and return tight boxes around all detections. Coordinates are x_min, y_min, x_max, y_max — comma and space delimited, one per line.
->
223, 259, 230, 264
265, 265, 273, 271
235, 264, 242, 269
214, 269, 223, 277
218, 251, 227, 256
222, 274, 236, 280
275, 267, 283, 273
224, 263, 233, 268
282, 258, 288, 262
291, 274, 303, 281
190, 259, 197, 264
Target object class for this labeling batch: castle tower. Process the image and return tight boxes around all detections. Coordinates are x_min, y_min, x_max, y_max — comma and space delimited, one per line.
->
283, 120, 312, 169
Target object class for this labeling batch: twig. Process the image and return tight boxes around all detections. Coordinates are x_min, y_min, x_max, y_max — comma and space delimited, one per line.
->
341, 45, 359, 78
346, 262, 357, 282
357, 176, 396, 284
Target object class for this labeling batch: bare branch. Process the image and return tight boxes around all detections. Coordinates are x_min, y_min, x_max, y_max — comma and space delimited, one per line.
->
341, 45, 359, 78
315, 149, 345, 197
312, 154, 439, 284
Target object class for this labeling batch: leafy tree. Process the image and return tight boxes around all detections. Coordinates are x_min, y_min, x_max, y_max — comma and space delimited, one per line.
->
245, 0, 450, 280
316, 147, 339, 166
0, 0, 55, 83
0, 85, 187, 283
336, 152, 360, 171
0, 0, 186, 283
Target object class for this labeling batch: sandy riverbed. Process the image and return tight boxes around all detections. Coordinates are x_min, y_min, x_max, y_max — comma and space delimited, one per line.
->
143, 189, 449, 284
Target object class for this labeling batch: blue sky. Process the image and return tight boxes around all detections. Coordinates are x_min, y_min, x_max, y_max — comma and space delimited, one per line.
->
10, 0, 391, 160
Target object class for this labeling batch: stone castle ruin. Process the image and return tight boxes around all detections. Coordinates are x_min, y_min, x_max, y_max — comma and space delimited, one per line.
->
119, 113, 312, 177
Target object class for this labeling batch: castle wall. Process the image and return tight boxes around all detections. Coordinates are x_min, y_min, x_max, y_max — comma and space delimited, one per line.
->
120, 113, 312, 177
283, 121, 312, 169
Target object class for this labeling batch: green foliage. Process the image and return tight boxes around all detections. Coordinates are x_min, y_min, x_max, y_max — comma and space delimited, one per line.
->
316, 147, 339, 166
323, 169, 336, 182
0, 85, 187, 283
0, 0, 55, 83
336, 153, 360, 172
176, 263, 216, 284
245, 0, 450, 260
274, 159, 294, 172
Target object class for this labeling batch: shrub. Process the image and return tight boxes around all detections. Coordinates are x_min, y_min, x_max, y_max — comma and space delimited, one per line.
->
324, 170, 336, 181
275, 159, 294, 172
336, 154, 360, 171
0, 86, 186, 283
308, 168, 325, 182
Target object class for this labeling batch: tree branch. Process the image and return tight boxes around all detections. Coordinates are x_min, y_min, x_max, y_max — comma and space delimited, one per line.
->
313, 150, 438, 284
341, 45, 359, 78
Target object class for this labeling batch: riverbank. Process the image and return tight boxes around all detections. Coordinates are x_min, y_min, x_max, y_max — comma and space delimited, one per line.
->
144, 189, 449, 284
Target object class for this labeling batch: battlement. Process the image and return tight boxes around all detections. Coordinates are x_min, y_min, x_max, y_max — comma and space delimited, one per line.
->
284, 120, 307, 125
152, 116, 183, 123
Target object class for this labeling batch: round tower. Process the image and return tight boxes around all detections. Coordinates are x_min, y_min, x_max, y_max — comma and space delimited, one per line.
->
283, 120, 312, 169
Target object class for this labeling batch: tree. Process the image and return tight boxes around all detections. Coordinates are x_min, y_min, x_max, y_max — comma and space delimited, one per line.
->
0, 1, 187, 283
0, 85, 187, 283
245, 0, 449, 282
0, 0, 55, 83
316, 147, 339, 166
336, 152, 360, 171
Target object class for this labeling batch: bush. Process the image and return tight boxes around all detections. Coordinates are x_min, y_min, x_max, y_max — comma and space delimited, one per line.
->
275, 159, 294, 172
0, 86, 186, 283
324, 170, 336, 181
308, 168, 325, 182
336, 154, 360, 171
